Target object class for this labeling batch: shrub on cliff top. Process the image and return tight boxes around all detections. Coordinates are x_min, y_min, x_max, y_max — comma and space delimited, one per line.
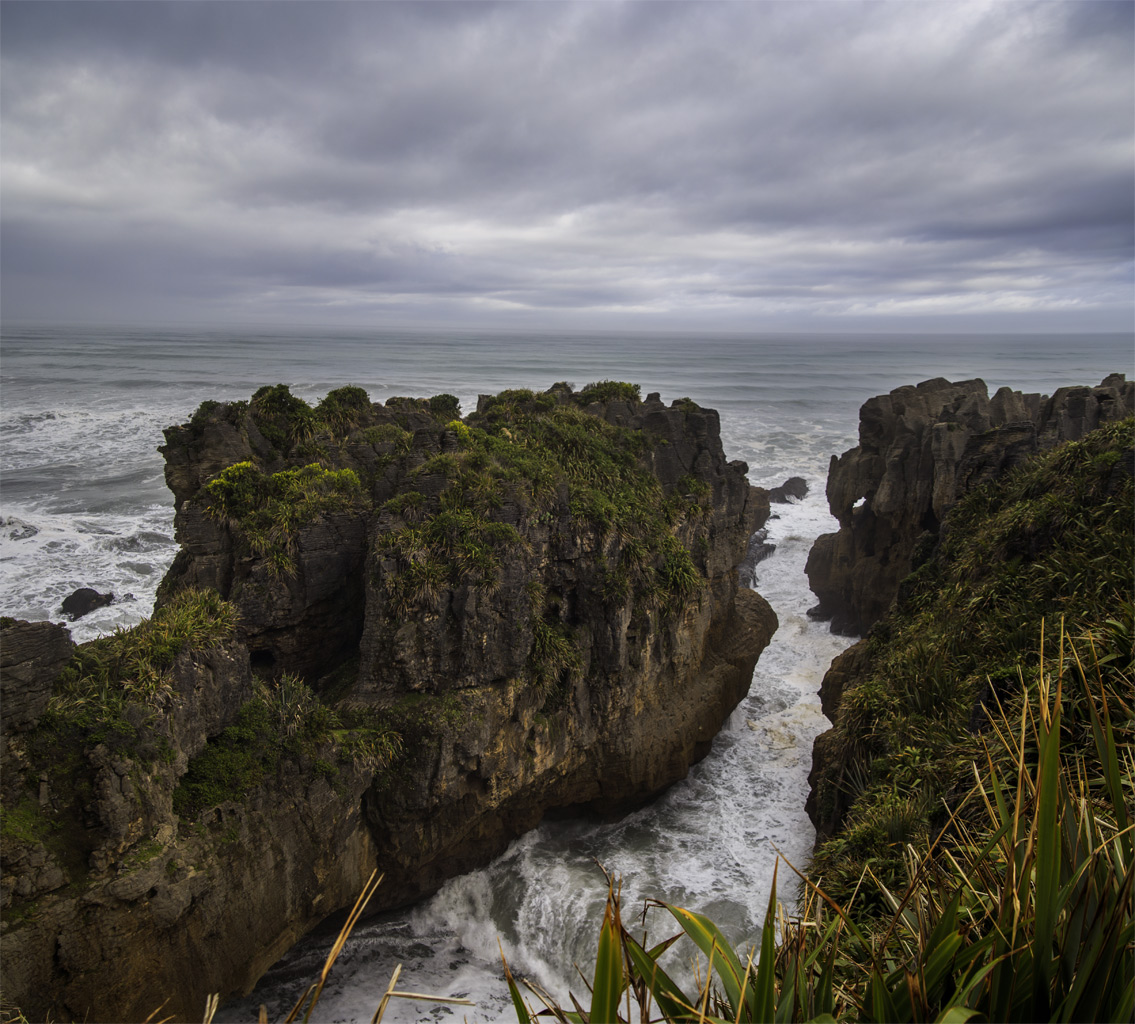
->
53, 588, 237, 715
575, 380, 642, 405
428, 393, 461, 420
250, 383, 317, 452
376, 391, 711, 631
376, 506, 524, 615
204, 461, 367, 576
315, 385, 372, 435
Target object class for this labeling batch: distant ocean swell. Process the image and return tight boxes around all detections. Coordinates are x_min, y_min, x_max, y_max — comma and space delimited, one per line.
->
1, 326, 1130, 1021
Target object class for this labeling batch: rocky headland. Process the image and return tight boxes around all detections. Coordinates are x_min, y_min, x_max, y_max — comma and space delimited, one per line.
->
803, 375, 1132, 895
0, 382, 776, 1022
805, 374, 1133, 635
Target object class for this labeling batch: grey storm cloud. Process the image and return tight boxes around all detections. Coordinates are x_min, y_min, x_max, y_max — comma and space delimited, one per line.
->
1, 0, 1132, 329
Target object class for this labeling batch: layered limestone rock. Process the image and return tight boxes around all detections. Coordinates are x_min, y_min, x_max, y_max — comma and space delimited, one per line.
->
805, 414, 1133, 862
1, 383, 776, 1022
0, 619, 73, 735
0, 624, 369, 1023
806, 374, 1133, 635
1, 639, 377, 1022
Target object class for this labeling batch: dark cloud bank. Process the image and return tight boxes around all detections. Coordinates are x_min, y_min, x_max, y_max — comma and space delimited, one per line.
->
2, 1, 1132, 331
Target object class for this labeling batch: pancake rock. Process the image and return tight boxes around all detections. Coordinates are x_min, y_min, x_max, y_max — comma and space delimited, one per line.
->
805, 374, 1133, 636
1, 383, 776, 1022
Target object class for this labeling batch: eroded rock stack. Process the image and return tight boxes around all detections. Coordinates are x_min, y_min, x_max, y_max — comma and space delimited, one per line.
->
805, 374, 1133, 635
1, 383, 776, 1022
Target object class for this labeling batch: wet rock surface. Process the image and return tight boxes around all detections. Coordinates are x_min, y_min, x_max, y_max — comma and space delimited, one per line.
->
767, 476, 808, 503
60, 587, 114, 621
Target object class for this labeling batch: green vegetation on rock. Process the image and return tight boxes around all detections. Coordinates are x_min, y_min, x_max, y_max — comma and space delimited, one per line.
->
204, 460, 366, 575
811, 416, 1134, 907
360, 387, 714, 712
575, 379, 642, 405
52, 588, 236, 719
376, 505, 524, 614
173, 674, 333, 818
250, 384, 317, 451
508, 418, 1133, 1023
314, 385, 372, 436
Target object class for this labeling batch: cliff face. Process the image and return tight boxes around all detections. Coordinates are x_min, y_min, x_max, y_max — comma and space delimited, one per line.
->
157, 383, 776, 908
804, 416, 1133, 904
1, 383, 776, 1022
806, 374, 1133, 635
1, 601, 381, 1023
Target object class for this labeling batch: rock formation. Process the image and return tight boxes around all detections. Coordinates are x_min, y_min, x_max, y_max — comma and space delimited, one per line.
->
0, 619, 72, 735
805, 414, 1133, 873
767, 476, 808, 503
806, 374, 1133, 635
1, 383, 776, 1022
60, 587, 114, 621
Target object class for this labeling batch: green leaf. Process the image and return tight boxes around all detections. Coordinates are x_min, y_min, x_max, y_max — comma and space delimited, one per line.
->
867, 968, 900, 1023
500, 950, 532, 1024
666, 905, 749, 1018
752, 866, 778, 1023
933, 1007, 981, 1024
590, 899, 624, 1024
921, 931, 964, 1000
624, 933, 697, 1022
1031, 683, 1063, 1017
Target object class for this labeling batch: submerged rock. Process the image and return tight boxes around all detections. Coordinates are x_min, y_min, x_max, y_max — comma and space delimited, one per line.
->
767, 476, 808, 503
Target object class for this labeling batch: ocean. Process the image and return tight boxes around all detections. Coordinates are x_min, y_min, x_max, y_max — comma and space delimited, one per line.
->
1, 325, 1129, 1021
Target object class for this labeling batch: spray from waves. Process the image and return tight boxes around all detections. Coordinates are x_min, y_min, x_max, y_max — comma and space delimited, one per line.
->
219, 489, 854, 1024
0, 406, 173, 482
0, 505, 176, 643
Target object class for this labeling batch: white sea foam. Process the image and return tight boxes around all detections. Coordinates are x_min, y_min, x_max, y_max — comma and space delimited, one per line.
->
6, 325, 1129, 1023
221, 487, 854, 1023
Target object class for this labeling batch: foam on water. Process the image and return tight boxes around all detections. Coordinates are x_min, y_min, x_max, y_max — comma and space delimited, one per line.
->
0, 505, 176, 643
4, 325, 1129, 1021
219, 486, 854, 1024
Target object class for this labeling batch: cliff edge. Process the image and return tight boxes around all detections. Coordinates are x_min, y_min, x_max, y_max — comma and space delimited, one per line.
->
805, 374, 1132, 635
1, 382, 776, 1022
805, 413, 1132, 906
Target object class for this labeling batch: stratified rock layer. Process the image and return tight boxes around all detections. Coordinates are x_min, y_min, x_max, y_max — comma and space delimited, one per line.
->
1, 628, 377, 1024
1, 384, 776, 1022
0, 619, 72, 735
806, 374, 1133, 635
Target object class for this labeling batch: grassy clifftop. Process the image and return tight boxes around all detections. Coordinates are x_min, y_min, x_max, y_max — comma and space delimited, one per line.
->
809, 415, 1133, 907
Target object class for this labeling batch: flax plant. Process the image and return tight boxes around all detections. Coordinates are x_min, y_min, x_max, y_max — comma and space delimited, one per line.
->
501, 626, 1133, 1023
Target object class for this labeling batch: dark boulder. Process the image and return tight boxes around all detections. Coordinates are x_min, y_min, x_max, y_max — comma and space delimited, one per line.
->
60, 588, 113, 621
767, 476, 808, 503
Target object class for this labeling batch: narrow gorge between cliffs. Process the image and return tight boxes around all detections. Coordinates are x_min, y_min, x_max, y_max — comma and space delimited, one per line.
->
3, 328, 1131, 1023
218, 480, 854, 1024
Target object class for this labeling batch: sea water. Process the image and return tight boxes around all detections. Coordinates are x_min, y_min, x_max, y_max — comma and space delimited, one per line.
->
1, 326, 1129, 1021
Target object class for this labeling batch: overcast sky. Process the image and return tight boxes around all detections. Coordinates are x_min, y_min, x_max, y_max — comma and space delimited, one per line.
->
2, 1, 1132, 332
